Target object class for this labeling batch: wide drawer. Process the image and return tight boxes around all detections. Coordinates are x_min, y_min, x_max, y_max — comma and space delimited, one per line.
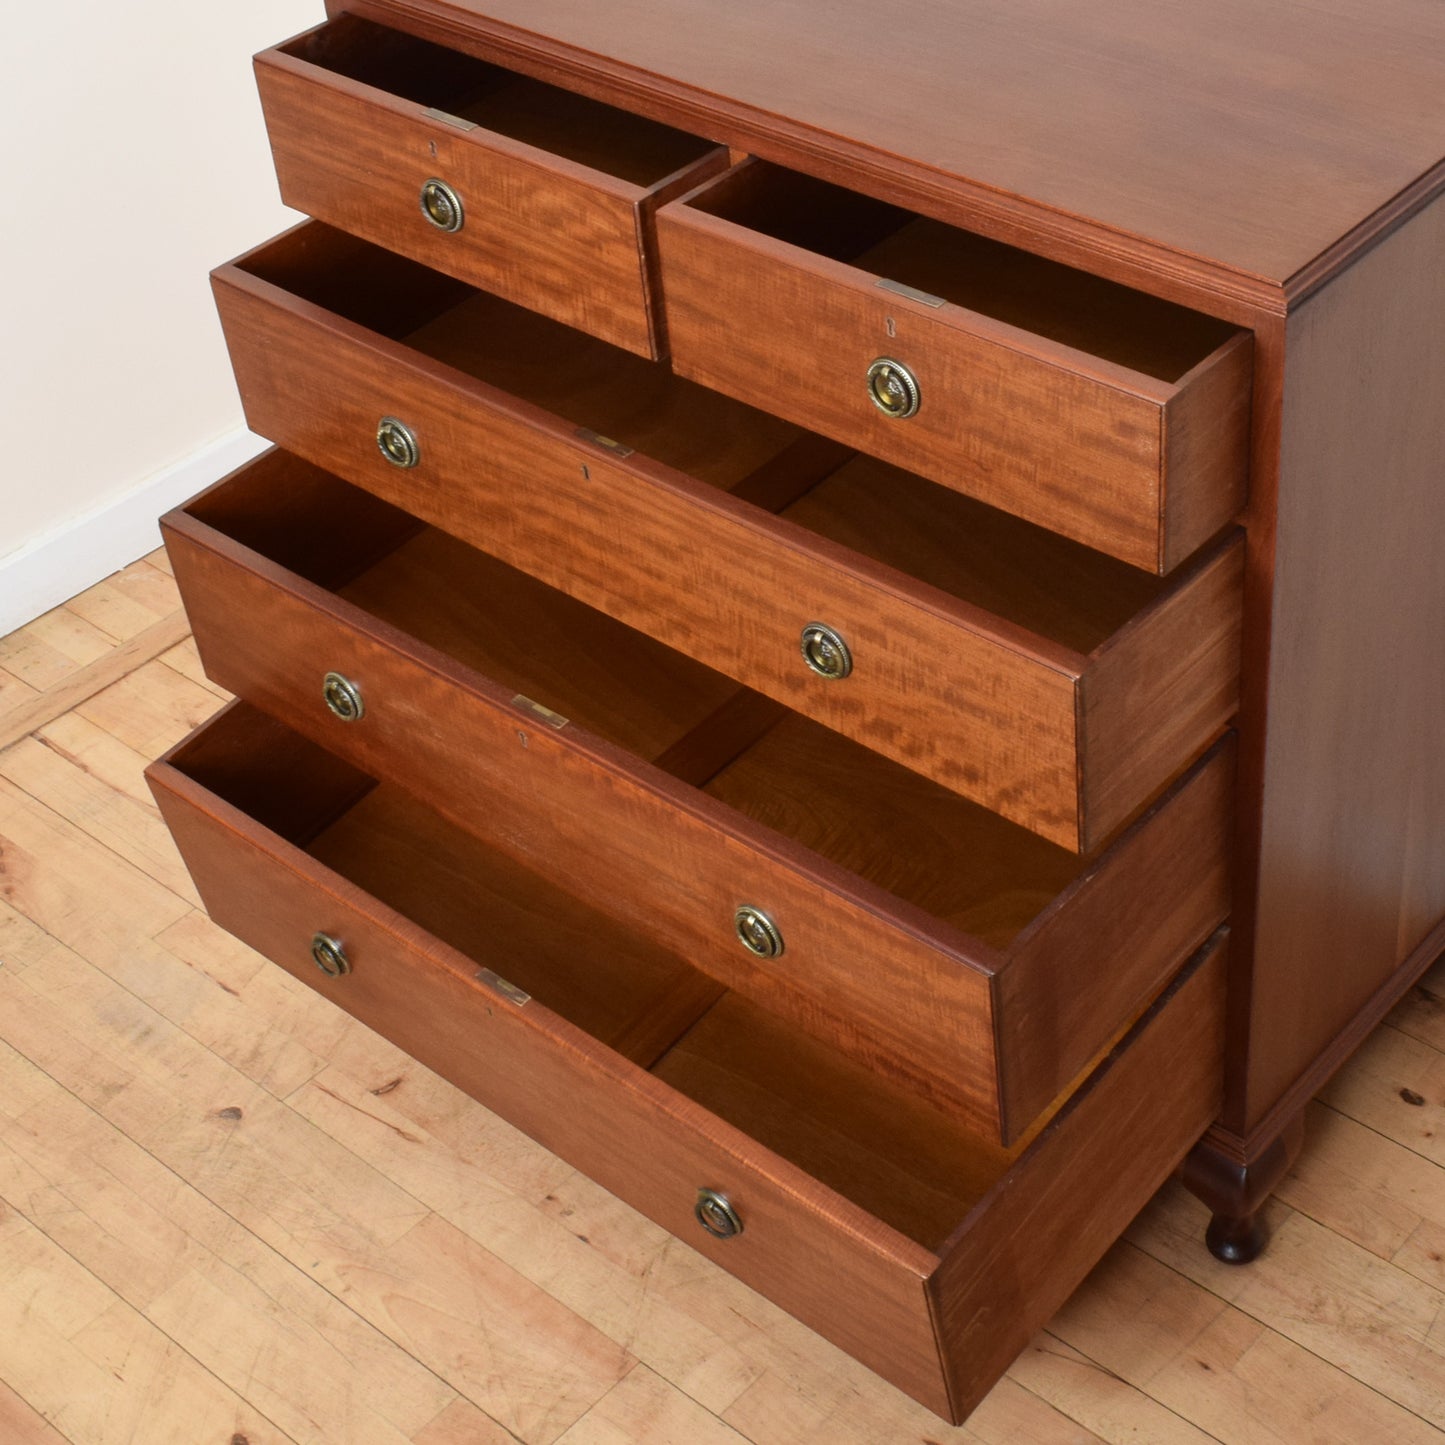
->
212, 222, 1243, 852
255, 15, 727, 357
162, 449, 1231, 1141
657, 160, 1253, 572
147, 699, 1227, 1423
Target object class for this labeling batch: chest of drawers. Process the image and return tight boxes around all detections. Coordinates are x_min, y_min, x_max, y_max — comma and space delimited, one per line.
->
146, 1, 1445, 1424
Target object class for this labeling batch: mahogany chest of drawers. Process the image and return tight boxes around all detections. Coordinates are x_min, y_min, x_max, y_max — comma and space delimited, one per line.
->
147, 1, 1445, 1423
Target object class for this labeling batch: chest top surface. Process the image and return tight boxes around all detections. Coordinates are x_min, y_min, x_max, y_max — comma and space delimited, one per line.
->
343, 0, 1445, 294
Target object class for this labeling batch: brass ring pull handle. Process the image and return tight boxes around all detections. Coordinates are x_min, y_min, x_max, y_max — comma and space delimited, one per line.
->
419, 177, 464, 233
310, 932, 351, 978
695, 1188, 743, 1239
800, 623, 853, 680
866, 357, 921, 418
376, 416, 420, 469
322, 672, 365, 723
734, 905, 784, 959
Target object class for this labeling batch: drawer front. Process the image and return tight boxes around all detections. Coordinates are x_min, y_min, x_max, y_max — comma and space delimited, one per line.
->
148, 707, 1226, 1424
656, 167, 1252, 573
256, 18, 727, 357
163, 454, 1232, 1142
212, 228, 1244, 852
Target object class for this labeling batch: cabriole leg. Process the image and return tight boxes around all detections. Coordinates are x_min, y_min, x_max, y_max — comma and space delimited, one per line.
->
1182, 1111, 1306, 1264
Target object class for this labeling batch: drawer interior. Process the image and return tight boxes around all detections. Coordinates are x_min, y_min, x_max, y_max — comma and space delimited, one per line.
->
168, 701, 1045, 1251
278, 15, 719, 187
238, 225, 805, 495
185, 457, 1098, 949
775, 454, 1168, 652
183, 457, 741, 765
233, 225, 1189, 654
677, 161, 1239, 382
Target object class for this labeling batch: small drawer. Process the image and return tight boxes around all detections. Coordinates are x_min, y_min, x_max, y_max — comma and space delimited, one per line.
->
162, 449, 1231, 1141
147, 699, 1226, 1424
656, 161, 1253, 572
212, 223, 1243, 851
254, 15, 728, 356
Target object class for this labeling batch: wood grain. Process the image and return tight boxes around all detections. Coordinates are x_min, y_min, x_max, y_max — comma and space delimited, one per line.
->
0, 1041, 457, 1445
1080, 535, 1243, 847
164, 498, 1012, 1133
1, 620, 1440, 1440
651, 991, 1024, 1251
306, 782, 725, 1066
213, 231, 1240, 846
929, 936, 1226, 1421
1130, 1183, 1445, 1431
657, 165, 1251, 572
1235, 187, 1445, 1132
0, 1381, 69, 1445
1047, 1232, 1445, 1445
145, 722, 955, 1417
328, 0, 1445, 304
996, 738, 1233, 1128
0, 611, 191, 755
257, 15, 726, 355
0, 1189, 285, 1444
164, 468, 1232, 1139
146, 703, 1234, 1424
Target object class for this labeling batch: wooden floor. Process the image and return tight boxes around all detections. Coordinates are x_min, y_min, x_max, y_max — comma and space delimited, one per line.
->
0, 554, 1442, 1445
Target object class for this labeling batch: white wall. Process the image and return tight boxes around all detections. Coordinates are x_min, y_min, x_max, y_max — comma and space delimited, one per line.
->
0, 1, 320, 633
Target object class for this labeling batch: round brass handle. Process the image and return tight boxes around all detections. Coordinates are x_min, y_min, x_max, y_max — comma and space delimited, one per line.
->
866, 357, 920, 419
800, 622, 853, 680
322, 671, 365, 723
734, 905, 784, 959
419, 177, 465, 233
695, 1188, 743, 1239
376, 416, 420, 469
310, 932, 351, 978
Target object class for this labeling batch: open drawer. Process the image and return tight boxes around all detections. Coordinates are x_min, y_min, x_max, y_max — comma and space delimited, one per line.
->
657, 160, 1253, 571
147, 699, 1227, 1424
162, 448, 1231, 1141
212, 223, 1243, 851
254, 14, 728, 356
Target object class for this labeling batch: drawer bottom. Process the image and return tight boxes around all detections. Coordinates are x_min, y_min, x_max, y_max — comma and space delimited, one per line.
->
149, 701, 1225, 1422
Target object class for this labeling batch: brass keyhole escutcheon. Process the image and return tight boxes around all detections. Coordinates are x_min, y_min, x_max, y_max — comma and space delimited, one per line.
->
376, 416, 420, 469
866, 357, 921, 419
322, 672, 365, 723
310, 932, 351, 978
694, 1188, 743, 1239
800, 623, 853, 680
734, 905, 784, 959
419, 177, 464, 232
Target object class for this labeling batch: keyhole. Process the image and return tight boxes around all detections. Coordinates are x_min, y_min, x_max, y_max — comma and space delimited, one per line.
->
886, 316, 896, 338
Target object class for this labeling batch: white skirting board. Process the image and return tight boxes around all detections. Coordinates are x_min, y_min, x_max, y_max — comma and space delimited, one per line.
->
0, 430, 267, 639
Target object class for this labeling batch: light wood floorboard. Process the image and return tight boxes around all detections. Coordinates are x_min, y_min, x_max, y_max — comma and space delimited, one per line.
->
0, 557, 1441, 1443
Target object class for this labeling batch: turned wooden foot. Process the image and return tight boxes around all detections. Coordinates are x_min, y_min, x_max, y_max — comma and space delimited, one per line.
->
1204, 1210, 1268, 1264
1182, 1111, 1306, 1265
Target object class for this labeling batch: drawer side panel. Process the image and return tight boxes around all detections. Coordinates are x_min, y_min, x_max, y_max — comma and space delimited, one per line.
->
998, 740, 1233, 1132
931, 936, 1227, 1422
1079, 536, 1244, 850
